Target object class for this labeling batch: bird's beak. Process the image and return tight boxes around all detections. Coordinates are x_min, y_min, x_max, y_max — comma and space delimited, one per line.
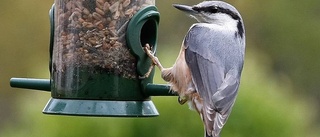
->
172, 4, 197, 15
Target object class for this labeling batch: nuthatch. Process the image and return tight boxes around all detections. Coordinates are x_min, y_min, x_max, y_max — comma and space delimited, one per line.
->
144, 1, 245, 137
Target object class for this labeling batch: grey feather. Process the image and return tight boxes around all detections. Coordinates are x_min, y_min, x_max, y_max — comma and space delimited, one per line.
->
184, 23, 244, 136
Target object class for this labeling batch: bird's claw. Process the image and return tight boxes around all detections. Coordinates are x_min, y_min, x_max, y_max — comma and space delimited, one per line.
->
139, 44, 156, 79
143, 44, 158, 66
178, 96, 188, 105
144, 43, 152, 53
138, 64, 154, 79
140, 43, 165, 79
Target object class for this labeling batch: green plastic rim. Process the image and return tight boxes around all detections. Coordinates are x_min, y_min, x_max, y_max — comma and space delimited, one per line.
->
43, 98, 159, 117
126, 5, 160, 92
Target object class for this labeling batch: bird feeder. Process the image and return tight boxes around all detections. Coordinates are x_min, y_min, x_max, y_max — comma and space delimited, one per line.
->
10, 0, 175, 117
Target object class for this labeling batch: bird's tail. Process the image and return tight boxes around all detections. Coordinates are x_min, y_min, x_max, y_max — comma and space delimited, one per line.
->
205, 131, 213, 137
204, 130, 219, 137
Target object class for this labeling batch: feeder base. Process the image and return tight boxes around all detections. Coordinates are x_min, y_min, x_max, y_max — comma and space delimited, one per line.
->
42, 98, 159, 117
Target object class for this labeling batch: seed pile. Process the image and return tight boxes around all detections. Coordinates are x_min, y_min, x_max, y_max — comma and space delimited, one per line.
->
53, 0, 154, 79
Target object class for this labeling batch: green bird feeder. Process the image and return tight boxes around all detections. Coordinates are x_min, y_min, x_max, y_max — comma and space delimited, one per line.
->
10, 0, 176, 117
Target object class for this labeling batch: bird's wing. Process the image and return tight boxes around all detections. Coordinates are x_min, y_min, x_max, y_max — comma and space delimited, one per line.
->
184, 24, 242, 136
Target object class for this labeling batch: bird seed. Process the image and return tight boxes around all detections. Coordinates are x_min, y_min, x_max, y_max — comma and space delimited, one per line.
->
52, 0, 154, 79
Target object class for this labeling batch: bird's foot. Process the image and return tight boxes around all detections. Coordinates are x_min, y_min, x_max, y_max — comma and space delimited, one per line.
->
178, 96, 188, 105
143, 44, 161, 67
140, 44, 165, 79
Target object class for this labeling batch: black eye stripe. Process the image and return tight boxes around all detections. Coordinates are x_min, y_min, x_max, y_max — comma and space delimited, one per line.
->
236, 21, 244, 38
193, 6, 218, 13
192, 6, 241, 21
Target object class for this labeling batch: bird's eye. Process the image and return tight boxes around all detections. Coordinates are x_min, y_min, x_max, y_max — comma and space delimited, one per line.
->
208, 6, 218, 13
196, 6, 218, 14
192, 6, 219, 14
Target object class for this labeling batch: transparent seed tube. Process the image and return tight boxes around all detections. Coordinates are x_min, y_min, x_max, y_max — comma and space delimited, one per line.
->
52, 0, 155, 99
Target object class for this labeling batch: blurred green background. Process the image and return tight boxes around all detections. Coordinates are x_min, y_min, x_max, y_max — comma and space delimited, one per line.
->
1, 0, 320, 136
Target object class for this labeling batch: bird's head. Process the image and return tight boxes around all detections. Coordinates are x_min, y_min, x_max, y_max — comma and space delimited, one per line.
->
173, 1, 242, 25
173, 1, 244, 38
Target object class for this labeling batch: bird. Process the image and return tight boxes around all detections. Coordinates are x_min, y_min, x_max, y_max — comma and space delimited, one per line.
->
143, 1, 245, 137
